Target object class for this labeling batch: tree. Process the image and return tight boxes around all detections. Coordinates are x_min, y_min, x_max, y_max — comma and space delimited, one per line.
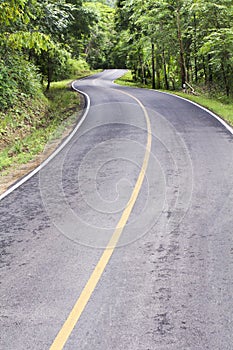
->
83, 2, 116, 69
114, 0, 233, 96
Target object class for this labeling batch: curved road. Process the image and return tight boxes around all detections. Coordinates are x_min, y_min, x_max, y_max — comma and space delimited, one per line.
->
1, 70, 233, 349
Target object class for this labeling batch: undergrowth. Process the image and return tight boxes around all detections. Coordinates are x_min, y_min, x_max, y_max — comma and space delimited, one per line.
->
0, 70, 97, 173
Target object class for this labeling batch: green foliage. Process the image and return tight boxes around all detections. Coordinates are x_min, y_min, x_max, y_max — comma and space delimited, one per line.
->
0, 60, 17, 110
115, 71, 233, 127
0, 77, 80, 172
86, 0, 116, 7
0, 53, 43, 110
0, 0, 102, 99
6, 31, 53, 53
63, 58, 90, 77
84, 2, 116, 69
114, 0, 233, 95
0, 0, 27, 24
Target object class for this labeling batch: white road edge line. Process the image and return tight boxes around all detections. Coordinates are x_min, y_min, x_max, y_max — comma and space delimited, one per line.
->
156, 90, 233, 135
112, 78, 233, 136
0, 82, 90, 201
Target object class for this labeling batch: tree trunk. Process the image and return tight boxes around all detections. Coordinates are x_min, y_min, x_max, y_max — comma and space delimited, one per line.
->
207, 54, 213, 93
186, 57, 191, 83
176, 8, 187, 88
151, 42, 156, 89
46, 55, 52, 91
138, 53, 146, 84
162, 49, 169, 90
46, 76, 51, 91
202, 56, 207, 86
193, 13, 198, 84
156, 54, 161, 89
221, 61, 230, 97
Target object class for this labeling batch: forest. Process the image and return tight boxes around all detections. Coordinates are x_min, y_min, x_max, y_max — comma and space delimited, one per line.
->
0, 0, 233, 172
1, 0, 233, 110
115, 0, 233, 97
0, 0, 116, 111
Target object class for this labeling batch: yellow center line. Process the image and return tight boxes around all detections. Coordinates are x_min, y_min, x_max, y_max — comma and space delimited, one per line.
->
50, 90, 152, 350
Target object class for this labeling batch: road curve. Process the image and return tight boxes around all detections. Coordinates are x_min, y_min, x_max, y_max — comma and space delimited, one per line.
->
1, 70, 233, 350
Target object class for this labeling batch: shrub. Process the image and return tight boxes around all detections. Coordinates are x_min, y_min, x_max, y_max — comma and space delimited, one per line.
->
0, 53, 43, 111
52, 57, 90, 81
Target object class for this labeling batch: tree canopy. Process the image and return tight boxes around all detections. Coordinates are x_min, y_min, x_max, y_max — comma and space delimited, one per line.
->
114, 0, 233, 95
1, 0, 233, 113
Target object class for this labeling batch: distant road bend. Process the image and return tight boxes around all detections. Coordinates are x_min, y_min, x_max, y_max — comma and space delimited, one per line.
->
1, 69, 233, 350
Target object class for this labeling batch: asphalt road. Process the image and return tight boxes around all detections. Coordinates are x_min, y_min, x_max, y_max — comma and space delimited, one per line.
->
1, 70, 233, 350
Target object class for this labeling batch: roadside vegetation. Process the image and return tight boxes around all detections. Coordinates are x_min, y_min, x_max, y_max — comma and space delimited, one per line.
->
0, 0, 113, 177
0, 0, 233, 185
114, 1, 233, 97
116, 71, 233, 127
0, 66, 95, 173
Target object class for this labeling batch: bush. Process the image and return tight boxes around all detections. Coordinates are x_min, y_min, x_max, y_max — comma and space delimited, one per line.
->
0, 59, 18, 110
0, 53, 43, 111
52, 57, 90, 81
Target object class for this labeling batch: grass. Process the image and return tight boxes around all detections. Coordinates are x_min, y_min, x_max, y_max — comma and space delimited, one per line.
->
115, 71, 233, 127
0, 70, 99, 174
115, 71, 148, 89
162, 91, 233, 127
